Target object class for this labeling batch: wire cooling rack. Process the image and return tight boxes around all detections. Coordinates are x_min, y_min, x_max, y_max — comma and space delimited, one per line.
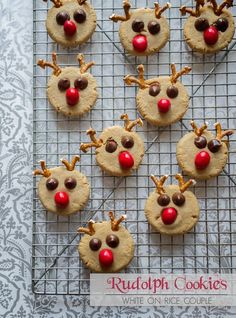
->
32, 0, 236, 295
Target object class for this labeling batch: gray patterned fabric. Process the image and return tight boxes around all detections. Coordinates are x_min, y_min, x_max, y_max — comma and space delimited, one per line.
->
1, 0, 236, 317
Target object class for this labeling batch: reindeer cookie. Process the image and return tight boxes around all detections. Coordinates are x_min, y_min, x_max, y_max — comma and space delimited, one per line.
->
34, 156, 90, 215
78, 212, 134, 272
43, 0, 96, 47
110, 1, 171, 56
37, 53, 98, 117
80, 114, 144, 176
176, 121, 234, 180
180, 0, 235, 54
124, 64, 191, 126
145, 174, 200, 235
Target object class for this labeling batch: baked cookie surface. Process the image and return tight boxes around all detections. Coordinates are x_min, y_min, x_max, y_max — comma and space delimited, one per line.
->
78, 212, 134, 272
180, 0, 235, 54
38, 53, 98, 117
124, 64, 191, 126
34, 156, 90, 215
110, 1, 170, 56
80, 114, 145, 176
145, 175, 200, 235
45, 0, 96, 47
176, 121, 234, 180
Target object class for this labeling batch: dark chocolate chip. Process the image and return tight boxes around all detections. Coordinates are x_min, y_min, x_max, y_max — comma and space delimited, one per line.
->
194, 18, 209, 31
172, 192, 185, 206
74, 77, 88, 90
148, 20, 160, 35
207, 139, 221, 153
73, 9, 86, 23
46, 178, 59, 191
89, 238, 102, 251
194, 136, 207, 149
157, 194, 170, 206
58, 78, 70, 91
215, 18, 228, 32
106, 234, 119, 248
121, 136, 134, 149
166, 86, 179, 98
132, 19, 144, 32
149, 84, 160, 97
64, 177, 77, 189
56, 11, 70, 25
105, 139, 117, 153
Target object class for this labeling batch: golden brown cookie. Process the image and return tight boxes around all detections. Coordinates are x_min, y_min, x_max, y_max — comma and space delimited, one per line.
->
124, 64, 191, 126
145, 174, 200, 235
110, 1, 170, 56
180, 0, 235, 54
34, 156, 90, 215
43, 0, 96, 47
78, 212, 134, 272
80, 114, 145, 176
37, 53, 98, 117
176, 121, 234, 180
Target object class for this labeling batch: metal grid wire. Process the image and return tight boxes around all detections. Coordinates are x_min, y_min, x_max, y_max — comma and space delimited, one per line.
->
33, 0, 236, 295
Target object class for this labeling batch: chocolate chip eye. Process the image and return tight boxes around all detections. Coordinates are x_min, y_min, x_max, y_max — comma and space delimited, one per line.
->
58, 78, 70, 91
121, 136, 134, 149
64, 177, 77, 189
207, 139, 221, 153
172, 192, 185, 206
166, 86, 178, 98
132, 19, 144, 32
157, 194, 170, 206
194, 136, 207, 149
148, 21, 160, 35
46, 178, 59, 191
215, 18, 228, 32
56, 11, 70, 25
74, 77, 88, 90
89, 238, 102, 251
105, 138, 117, 153
73, 9, 86, 23
194, 18, 209, 31
106, 234, 119, 248
149, 84, 160, 97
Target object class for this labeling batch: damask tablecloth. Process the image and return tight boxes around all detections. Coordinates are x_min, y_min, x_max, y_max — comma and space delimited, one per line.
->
1, 0, 236, 317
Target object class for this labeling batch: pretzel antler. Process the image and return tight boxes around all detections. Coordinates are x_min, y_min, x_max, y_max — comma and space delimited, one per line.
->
120, 113, 143, 132
109, 211, 126, 231
78, 220, 96, 236
175, 174, 196, 193
80, 129, 103, 153
43, 0, 63, 8
78, 0, 87, 4
170, 64, 192, 84
180, 0, 205, 17
109, 0, 131, 22
191, 120, 208, 136
33, 160, 51, 177
154, 2, 171, 18
61, 155, 80, 171
150, 175, 168, 195
77, 54, 95, 74
207, 0, 233, 15
37, 52, 61, 76
124, 64, 151, 89
214, 122, 234, 142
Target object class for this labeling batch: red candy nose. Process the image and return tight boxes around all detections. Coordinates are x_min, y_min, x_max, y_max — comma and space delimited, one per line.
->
54, 191, 69, 208
158, 99, 171, 113
132, 35, 148, 52
64, 20, 77, 36
99, 248, 113, 267
195, 151, 211, 170
204, 26, 218, 45
161, 207, 177, 225
66, 88, 79, 106
119, 151, 134, 169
